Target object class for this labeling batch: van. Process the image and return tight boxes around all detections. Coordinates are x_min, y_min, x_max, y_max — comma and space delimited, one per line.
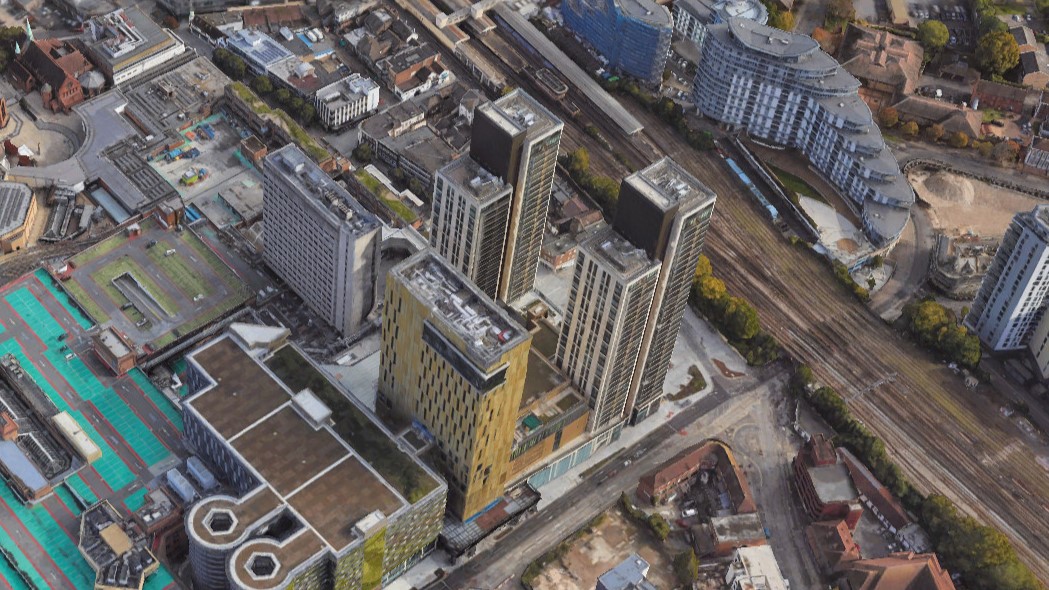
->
682, 508, 698, 518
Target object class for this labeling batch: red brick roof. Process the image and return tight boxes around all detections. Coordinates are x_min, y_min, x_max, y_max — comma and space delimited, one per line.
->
843, 552, 956, 590
806, 520, 861, 575
839, 448, 911, 531
636, 439, 755, 513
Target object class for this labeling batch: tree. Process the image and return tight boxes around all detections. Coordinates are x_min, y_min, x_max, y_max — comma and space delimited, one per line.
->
212, 48, 245, 79
878, 107, 899, 128
407, 177, 425, 196
992, 140, 1020, 164
724, 297, 761, 342
352, 143, 373, 163
948, 131, 970, 148
901, 121, 919, 137
871, 255, 884, 269
978, 13, 1008, 35
975, 140, 994, 157
565, 147, 590, 177
390, 167, 406, 182
917, 20, 950, 50
976, 30, 1020, 77
673, 550, 699, 585
768, 8, 795, 31
300, 104, 316, 125
828, 0, 855, 21
694, 274, 728, 309
251, 75, 272, 95
273, 88, 291, 106
695, 254, 713, 279
646, 514, 670, 541
924, 123, 945, 142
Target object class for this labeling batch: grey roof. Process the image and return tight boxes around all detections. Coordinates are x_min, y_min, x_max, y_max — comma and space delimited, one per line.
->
597, 553, 656, 590
676, 0, 768, 26
0, 182, 33, 237
391, 250, 529, 368
1010, 24, 1038, 47
480, 89, 563, 141
266, 145, 379, 234
83, 6, 177, 69
0, 440, 49, 493
437, 156, 510, 204
624, 157, 717, 211
227, 29, 294, 69
728, 17, 817, 58
616, 0, 672, 26
582, 227, 661, 280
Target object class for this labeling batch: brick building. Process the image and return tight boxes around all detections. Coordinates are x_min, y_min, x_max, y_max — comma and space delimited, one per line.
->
11, 39, 96, 112
636, 439, 755, 512
792, 434, 864, 529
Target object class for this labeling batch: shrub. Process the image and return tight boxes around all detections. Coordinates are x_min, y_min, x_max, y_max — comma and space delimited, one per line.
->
674, 550, 699, 584
901, 121, 919, 137
948, 131, 970, 148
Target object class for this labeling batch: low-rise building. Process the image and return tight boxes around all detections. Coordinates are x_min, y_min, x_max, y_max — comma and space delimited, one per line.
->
840, 24, 923, 113
793, 434, 864, 529
1023, 137, 1049, 176
78, 500, 161, 590
377, 43, 452, 100
597, 553, 657, 590
91, 327, 137, 375
693, 512, 767, 557
840, 552, 956, 590
0, 182, 36, 254
1019, 50, 1049, 90
315, 73, 381, 131
11, 39, 96, 112
636, 439, 755, 511
726, 546, 789, 590
891, 96, 982, 139
972, 79, 1042, 115
82, 7, 186, 85
805, 520, 862, 577
226, 28, 296, 76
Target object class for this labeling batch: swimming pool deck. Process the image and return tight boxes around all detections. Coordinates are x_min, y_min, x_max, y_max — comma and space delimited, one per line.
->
0, 271, 182, 590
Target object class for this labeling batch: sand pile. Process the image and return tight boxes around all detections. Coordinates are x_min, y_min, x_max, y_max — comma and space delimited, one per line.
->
922, 171, 975, 205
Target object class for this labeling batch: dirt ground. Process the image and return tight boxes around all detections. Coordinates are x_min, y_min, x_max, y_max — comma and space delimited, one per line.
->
532, 509, 679, 590
908, 169, 1042, 238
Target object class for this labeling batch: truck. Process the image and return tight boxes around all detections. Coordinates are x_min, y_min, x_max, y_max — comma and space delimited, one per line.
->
180, 168, 208, 186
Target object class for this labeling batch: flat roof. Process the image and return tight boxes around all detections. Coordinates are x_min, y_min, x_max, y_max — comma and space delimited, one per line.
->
123, 57, 230, 136
83, 7, 179, 70
265, 145, 379, 234
808, 463, 859, 503
391, 251, 529, 369
625, 157, 717, 211
0, 182, 33, 237
184, 336, 412, 552
479, 89, 563, 140
437, 156, 511, 204
617, 0, 672, 25
728, 17, 818, 58
711, 512, 765, 542
96, 328, 131, 358
228, 29, 295, 69
582, 227, 661, 279
0, 440, 49, 493
731, 546, 789, 590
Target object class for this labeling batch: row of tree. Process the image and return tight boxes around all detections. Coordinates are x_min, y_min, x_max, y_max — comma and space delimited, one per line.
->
560, 147, 621, 219
790, 365, 1041, 590
878, 108, 1021, 164
692, 255, 781, 366
213, 48, 317, 126
901, 299, 982, 368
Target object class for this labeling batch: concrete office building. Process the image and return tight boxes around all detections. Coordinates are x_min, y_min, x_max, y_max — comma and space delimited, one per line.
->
378, 251, 532, 520
469, 90, 563, 303
262, 145, 380, 335
965, 205, 1049, 351
693, 18, 913, 248
561, 0, 673, 85
183, 331, 446, 590
614, 158, 717, 424
429, 157, 513, 299
82, 7, 186, 85
557, 228, 661, 432
315, 73, 381, 131
674, 0, 768, 49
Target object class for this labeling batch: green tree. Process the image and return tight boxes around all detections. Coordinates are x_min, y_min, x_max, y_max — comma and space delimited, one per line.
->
878, 107, 899, 128
924, 123, 945, 142
352, 143, 373, 163
565, 147, 590, 177
251, 75, 272, 95
407, 177, 425, 196
673, 550, 699, 585
828, 0, 855, 21
917, 20, 950, 50
976, 30, 1020, 76
948, 131, 970, 148
212, 48, 246, 79
871, 255, 884, 269
300, 104, 316, 125
901, 121, 919, 137
273, 88, 291, 105
763, 0, 795, 31
979, 13, 1008, 35
646, 514, 670, 541
724, 297, 761, 342
694, 274, 728, 309
975, 140, 994, 157
695, 254, 713, 279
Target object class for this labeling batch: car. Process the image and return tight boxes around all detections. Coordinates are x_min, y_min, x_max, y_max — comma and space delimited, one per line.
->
682, 508, 698, 518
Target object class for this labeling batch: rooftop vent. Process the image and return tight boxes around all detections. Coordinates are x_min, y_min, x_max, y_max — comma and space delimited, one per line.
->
247, 552, 279, 580
204, 509, 237, 535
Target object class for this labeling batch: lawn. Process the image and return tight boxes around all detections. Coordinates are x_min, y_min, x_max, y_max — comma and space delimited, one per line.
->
60, 279, 110, 324
89, 256, 177, 318
266, 346, 438, 503
146, 245, 216, 301
356, 170, 418, 224
69, 236, 125, 267
770, 165, 826, 203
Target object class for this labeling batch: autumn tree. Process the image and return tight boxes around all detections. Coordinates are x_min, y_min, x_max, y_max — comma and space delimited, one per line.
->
991, 140, 1020, 164
878, 107, 899, 128
924, 123, 945, 142
976, 30, 1020, 77
948, 131, 970, 148
901, 121, 919, 136
917, 20, 949, 50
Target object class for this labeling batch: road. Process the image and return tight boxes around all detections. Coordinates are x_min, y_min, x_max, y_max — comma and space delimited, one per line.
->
626, 102, 1049, 579
868, 204, 935, 321
429, 370, 808, 590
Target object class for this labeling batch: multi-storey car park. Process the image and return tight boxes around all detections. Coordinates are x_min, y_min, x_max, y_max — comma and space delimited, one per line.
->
693, 17, 914, 248
183, 331, 446, 590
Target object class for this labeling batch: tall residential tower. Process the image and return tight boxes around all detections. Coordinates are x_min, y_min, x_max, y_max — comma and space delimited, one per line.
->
263, 145, 380, 335
378, 251, 532, 520
469, 90, 563, 303
614, 158, 717, 424
965, 205, 1049, 350
557, 228, 661, 432
429, 157, 513, 300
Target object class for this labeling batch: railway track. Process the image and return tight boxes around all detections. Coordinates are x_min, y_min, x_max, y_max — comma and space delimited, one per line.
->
627, 104, 1049, 578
